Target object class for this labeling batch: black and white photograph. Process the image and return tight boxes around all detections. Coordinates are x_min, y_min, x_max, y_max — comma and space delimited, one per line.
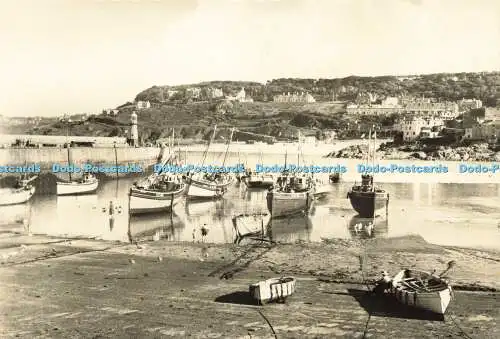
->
0, 0, 499, 338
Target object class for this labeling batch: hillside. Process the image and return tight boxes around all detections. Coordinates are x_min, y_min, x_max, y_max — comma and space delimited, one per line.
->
6, 71, 500, 143
136, 72, 500, 106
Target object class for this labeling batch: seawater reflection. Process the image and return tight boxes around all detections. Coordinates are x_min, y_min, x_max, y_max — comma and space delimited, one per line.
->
0, 175, 499, 251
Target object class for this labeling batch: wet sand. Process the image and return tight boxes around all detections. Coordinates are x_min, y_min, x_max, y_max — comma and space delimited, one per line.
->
0, 234, 499, 338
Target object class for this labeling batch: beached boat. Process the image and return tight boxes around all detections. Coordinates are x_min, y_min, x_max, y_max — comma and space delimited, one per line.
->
56, 173, 99, 196
390, 269, 453, 315
185, 126, 235, 199
232, 212, 271, 237
347, 130, 388, 218
129, 173, 185, 215
249, 277, 297, 304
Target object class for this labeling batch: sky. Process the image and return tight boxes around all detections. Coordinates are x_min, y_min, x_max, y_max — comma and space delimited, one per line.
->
0, 0, 499, 117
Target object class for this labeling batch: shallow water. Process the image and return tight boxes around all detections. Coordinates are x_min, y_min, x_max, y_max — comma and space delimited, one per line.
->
0, 150, 499, 251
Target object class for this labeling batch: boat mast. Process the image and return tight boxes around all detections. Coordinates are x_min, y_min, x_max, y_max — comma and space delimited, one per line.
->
66, 118, 72, 182
365, 129, 371, 174
200, 124, 217, 168
221, 127, 235, 167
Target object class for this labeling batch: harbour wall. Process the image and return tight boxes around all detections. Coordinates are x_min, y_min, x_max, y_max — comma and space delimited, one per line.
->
0, 146, 167, 177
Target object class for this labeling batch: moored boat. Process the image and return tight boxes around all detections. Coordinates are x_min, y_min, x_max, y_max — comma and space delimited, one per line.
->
266, 173, 314, 218
0, 175, 37, 206
56, 173, 99, 196
0, 186, 36, 206
185, 173, 232, 199
347, 174, 388, 218
347, 130, 388, 218
243, 171, 275, 189
129, 174, 185, 215
185, 126, 235, 199
249, 277, 297, 304
390, 269, 453, 315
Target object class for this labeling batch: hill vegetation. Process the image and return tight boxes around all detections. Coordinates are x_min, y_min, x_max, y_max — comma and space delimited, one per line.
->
8, 71, 500, 143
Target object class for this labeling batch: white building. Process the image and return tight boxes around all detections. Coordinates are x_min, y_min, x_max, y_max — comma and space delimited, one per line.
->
273, 92, 316, 103
136, 101, 151, 110
207, 87, 224, 98
394, 116, 444, 141
403, 99, 458, 120
227, 87, 253, 102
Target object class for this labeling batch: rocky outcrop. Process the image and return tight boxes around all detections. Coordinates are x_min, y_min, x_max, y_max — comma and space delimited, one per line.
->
328, 142, 500, 162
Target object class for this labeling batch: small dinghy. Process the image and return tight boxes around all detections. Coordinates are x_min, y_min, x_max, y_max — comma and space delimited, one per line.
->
249, 277, 296, 304
390, 269, 453, 315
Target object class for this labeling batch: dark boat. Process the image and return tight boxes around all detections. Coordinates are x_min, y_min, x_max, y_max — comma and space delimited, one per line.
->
347, 130, 389, 218
347, 174, 388, 218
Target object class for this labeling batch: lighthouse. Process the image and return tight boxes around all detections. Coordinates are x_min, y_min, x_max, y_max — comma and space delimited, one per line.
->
130, 110, 138, 147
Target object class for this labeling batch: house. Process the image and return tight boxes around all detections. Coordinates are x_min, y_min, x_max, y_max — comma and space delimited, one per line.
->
273, 92, 315, 103
394, 115, 444, 141
186, 87, 202, 99
227, 87, 253, 102
464, 120, 500, 141
403, 99, 458, 120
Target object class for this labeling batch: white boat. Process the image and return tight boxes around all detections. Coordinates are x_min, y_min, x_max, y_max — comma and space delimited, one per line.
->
185, 173, 232, 199
390, 269, 453, 315
56, 174, 99, 196
0, 186, 36, 206
185, 126, 235, 199
129, 177, 185, 215
249, 277, 297, 304
56, 143, 99, 196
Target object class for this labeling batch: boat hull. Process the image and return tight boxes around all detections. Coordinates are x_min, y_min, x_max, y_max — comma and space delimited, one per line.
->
249, 277, 296, 304
244, 175, 275, 189
56, 180, 99, 196
267, 190, 314, 218
347, 191, 388, 218
129, 186, 185, 215
185, 176, 232, 199
0, 187, 36, 206
390, 270, 453, 315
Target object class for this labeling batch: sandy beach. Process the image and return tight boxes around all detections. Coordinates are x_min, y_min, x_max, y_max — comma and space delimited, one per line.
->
1, 234, 498, 338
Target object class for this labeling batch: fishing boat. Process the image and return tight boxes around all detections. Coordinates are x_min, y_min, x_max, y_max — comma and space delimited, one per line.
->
129, 173, 185, 215
266, 135, 314, 217
347, 130, 389, 218
56, 173, 99, 196
56, 143, 99, 195
243, 171, 275, 189
243, 151, 275, 189
390, 269, 453, 315
185, 126, 234, 199
0, 175, 37, 206
249, 277, 297, 304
